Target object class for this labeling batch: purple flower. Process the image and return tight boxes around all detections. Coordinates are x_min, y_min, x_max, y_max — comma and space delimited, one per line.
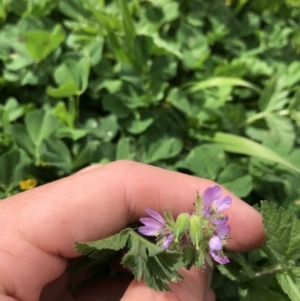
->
202, 186, 232, 219
209, 249, 230, 264
138, 209, 174, 249
208, 224, 230, 264
215, 224, 230, 238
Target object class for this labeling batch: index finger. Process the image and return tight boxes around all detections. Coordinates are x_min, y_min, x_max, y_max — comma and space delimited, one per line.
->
2, 160, 265, 258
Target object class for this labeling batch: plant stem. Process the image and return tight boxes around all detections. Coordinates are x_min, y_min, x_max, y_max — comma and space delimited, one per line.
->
243, 109, 290, 126
254, 264, 282, 277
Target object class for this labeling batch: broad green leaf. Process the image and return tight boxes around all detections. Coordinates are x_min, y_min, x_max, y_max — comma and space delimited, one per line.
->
116, 137, 136, 160
25, 110, 60, 146
218, 163, 252, 198
189, 77, 261, 94
168, 88, 191, 115
38, 138, 72, 173
265, 115, 295, 149
177, 144, 225, 180
8, 124, 35, 156
261, 201, 300, 263
72, 141, 99, 170
103, 95, 131, 119
146, 136, 183, 163
190, 131, 300, 175
47, 57, 90, 97
24, 25, 65, 61
122, 113, 154, 134
56, 128, 88, 141
47, 82, 78, 98
277, 268, 300, 301
258, 78, 288, 112
0, 149, 20, 189
86, 115, 119, 142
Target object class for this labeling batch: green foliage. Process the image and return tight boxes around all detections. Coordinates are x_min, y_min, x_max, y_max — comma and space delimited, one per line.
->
74, 229, 184, 291
1, 0, 300, 298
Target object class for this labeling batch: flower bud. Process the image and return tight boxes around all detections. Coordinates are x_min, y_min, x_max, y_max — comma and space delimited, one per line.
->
189, 214, 202, 250
174, 213, 190, 242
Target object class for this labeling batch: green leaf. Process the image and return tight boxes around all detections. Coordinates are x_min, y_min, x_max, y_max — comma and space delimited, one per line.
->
8, 124, 35, 156
265, 115, 295, 149
258, 78, 288, 112
24, 24, 65, 61
38, 137, 72, 173
47, 82, 78, 98
122, 113, 154, 134
25, 110, 60, 146
239, 281, 287, 301
72, 141, 99, 170
47, 57, 90, 97
74, 229, 184, 291
218, 163, 252, 197
277, 268, 300, 301
116, 137, 136, 160
261, 201, 300, 263
189, 77, 261, 94
190, 131, 300, 175
0, 149, 20, 190
119, 0, 136, 48
103, 95, 131, 119
146, 136, 183, 163
75, 229, 130, 258
177, 144, 225, 180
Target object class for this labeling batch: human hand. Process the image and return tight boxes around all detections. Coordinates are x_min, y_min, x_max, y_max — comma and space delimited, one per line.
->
0, 161, 265, 301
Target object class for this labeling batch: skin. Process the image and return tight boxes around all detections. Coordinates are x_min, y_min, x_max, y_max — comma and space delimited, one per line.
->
0, 160, 266, 301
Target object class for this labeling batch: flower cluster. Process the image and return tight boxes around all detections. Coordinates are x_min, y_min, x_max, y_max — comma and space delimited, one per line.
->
138, 185, 232, 265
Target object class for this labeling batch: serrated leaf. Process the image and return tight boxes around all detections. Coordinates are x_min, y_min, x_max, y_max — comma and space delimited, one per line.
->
265, 115, 295, 149
74, 229, 184, 291
75, 229, 131, 258
258, 78, 288, 112
277, 268, 300, 301
261, 201, 300, 263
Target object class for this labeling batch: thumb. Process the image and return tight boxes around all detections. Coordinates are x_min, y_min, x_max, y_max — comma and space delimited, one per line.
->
121, 266, 215, 301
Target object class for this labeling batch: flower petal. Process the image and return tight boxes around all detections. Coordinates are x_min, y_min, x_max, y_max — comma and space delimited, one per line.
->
209, 236, 223, 251
140, 217, 164, 230
162, 233, 174, 249
138, 226, 159, 236
215, 224, 230, 238
215, 196, 232, 213
145, 208, 166, 225
211, 215, 228, 225
209, 250, 230, 264
203, 186, 221, 207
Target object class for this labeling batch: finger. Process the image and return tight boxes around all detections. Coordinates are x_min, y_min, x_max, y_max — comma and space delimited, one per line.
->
3, 160, 264, 257
121, 267, 212, 301
0, 161, 265, 300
